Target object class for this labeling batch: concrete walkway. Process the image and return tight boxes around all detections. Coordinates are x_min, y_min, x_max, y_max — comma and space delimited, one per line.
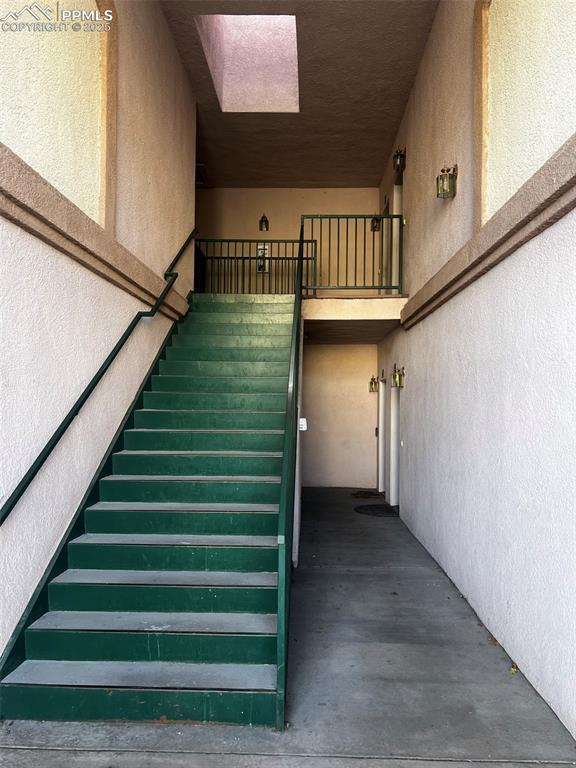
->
1, 487, 575, 766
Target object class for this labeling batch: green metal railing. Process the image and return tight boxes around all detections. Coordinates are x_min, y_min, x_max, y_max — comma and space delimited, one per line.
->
195, 239, 315, 295
301, 214, 403, 293
0, 227, 198, 527
275, 225, 304, 729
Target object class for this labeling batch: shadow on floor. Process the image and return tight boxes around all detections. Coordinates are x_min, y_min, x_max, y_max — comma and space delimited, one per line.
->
1, 487, 574, 767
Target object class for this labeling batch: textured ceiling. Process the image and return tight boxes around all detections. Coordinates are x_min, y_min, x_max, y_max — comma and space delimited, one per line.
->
161, 0, 439, 187
304, 319, 400, 344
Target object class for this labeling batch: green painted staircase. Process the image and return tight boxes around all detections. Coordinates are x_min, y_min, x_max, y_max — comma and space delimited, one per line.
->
0, 293, 295, 727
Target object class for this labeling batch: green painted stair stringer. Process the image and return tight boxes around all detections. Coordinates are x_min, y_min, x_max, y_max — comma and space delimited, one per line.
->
0, 293, 295, 726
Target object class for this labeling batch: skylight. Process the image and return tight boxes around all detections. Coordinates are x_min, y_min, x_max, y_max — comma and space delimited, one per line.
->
195, 15, 300, 113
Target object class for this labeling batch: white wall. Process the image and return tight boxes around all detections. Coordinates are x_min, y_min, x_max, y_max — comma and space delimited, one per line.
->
115, 0, 197, 273
486, 0, 576, 219
378, 209, 576, 736
379, 0, 476, 296
0, 0, 102, 222
0, 220, 172, 651
302, 344, 378, 488
0, 0, 197, 656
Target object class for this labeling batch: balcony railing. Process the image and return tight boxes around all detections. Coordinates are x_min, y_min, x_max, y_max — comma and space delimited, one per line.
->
301, 214, 403, 295
195, 239, 315, 295
195, 215, 403, 296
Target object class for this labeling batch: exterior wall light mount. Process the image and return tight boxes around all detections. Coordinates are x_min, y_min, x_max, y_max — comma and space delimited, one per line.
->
391, 364, 405, 388
436, 165, 458, 199
393, 148, 406, 185
370, 216, 381, 232
369, 376, 379, 393
259, 213, 269, 232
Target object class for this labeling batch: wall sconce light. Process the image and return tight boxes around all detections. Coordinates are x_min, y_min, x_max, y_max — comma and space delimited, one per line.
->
391, 364, 405, 388
370, 216, 381, 232
369, 376, 379, 393
259, 213, 269, 232
436, 165, 458, 199
393, 148, 406, 184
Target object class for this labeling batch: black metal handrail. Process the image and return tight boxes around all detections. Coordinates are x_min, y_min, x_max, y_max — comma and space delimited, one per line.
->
0, 227, 198, 527
275, 223, 304, 728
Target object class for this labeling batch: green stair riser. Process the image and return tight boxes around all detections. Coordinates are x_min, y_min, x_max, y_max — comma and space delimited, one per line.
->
25, 631, 277, 664
85, 511, 279, 536
171, 335, 291, 349
181, 313, 293, 325
68, 544, 278, 572
48, 584, 277, 613
113, 454, 283, 476
165, 347, 291, 363
150, 375, 288, 393
123, 430, 284, 452
99, 479, 281, 504
143, 392, 286, 412
159, 360, 289, 377
176, 323, 292, 337
0, 686, 276, 725
134, 411, 285, 430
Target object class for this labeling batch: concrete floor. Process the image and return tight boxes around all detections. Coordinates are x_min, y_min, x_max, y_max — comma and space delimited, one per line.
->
1, 487, 575, 767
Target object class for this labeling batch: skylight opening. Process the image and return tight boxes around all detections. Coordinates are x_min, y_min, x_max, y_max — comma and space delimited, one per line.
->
195, 15, 300, 113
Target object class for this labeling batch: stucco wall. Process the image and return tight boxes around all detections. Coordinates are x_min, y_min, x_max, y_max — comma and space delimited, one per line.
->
485, 0, 576, 219
378, 0, 476, 296
378, 209, 576, 736
0, 221, 172, 652
0, 0, 102, 222
302, 344, 378, 488
115, 0, 197, 275
0, 0, 197, 657
196, 188, 380, 241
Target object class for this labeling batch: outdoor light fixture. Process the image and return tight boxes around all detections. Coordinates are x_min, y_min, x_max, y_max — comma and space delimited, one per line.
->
370, 216, 381, 232
393, 148, 406, 184
369, 376, 379, 393
391, 364, 405, 388
259, 213, 269, 232
436, 165, 458, 199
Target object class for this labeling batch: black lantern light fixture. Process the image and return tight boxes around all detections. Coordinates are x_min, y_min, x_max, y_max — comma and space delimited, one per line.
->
393, 147, 406, 184
370, 215, 381, 232
259, 213, 269, 232
436, 165, 458, 199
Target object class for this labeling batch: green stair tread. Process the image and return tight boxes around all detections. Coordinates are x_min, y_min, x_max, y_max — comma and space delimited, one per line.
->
124, 429, 284, 435
70, 533, 277, 548
101, 474, 281, 483
52, 569, 277, 587
116, 450, 282, 457
1, 661, 276, 691
28, 611, 277, 634
192, 293, 294, 303
86, 501, 279, 513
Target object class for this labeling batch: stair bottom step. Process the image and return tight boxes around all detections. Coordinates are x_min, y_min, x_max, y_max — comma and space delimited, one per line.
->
0, 684, 276, 725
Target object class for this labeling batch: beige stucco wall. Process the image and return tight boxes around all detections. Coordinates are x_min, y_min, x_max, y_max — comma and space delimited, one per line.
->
379, 0, 476, 297
485, 0, 576, 219
115, 0, 197, 276
0, 0, 102, 222
302, 344, 378, 488
197, 188, 380, 241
